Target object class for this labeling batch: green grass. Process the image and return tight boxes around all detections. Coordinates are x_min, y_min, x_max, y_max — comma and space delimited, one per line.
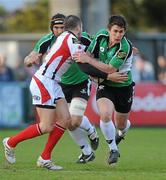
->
0, 128, 166, 180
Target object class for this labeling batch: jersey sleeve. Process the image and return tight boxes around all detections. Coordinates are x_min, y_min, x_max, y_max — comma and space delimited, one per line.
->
67, 34, 86, 56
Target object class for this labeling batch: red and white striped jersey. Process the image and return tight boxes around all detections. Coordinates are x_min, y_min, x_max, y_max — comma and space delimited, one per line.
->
35, 31, 85, 82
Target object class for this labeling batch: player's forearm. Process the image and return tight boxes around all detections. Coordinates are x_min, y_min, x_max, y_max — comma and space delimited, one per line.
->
77, 63, 108, 79
88, 56, 116, 74
24, 55, 33, 67
78, 63, 128, 82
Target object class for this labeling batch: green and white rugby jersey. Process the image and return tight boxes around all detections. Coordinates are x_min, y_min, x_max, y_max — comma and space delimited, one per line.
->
33, 32, 92, 85
88, 29, 133, 87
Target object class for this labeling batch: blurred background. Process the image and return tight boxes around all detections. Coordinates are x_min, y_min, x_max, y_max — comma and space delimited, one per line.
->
0, 0, 166, 128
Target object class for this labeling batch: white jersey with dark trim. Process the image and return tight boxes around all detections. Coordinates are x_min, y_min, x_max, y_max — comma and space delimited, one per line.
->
35, 31, 85, 82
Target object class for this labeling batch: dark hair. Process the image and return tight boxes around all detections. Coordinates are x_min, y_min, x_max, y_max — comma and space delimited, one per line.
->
108, 15, 127, 30
50, 13, 66, 31
64, 15, 81, 31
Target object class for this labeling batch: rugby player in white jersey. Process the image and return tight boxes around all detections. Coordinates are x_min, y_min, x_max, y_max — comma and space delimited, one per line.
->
3, 15, 85, 170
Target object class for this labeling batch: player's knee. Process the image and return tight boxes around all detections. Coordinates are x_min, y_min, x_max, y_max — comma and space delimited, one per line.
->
68, 123, 77, 131
100, 111, 112, 121
68, 118, 81, 131
116, 121, 126, 130
57, 114, 71, 129
63, 119, 71, 129
39, 122, 54, 133
72, 115, 82, 126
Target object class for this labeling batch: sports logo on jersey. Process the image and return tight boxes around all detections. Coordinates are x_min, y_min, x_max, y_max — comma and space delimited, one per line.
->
98, 85, 105, 90
32, 95, 40, 101
100, 47, 105, 52
128, 97, 133, 103
116, 51, 127, 59
80, 88, 87, 94
72, 38, 81, 44
78, 45, 82, 49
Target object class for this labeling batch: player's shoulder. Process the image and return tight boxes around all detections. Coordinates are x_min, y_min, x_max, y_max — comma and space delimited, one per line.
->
58, 31, 81, 49
39, 32, 55, 41
117, 36, 133, 59
96, 28, 109, 37
36, 32, 56, 45
81, 31, 92, 40
66, 31, 81, 44
121, 36, 132, 51
81, 31, 93, 46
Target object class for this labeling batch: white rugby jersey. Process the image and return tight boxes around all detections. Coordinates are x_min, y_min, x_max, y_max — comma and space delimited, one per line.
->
35, 31, 85, 82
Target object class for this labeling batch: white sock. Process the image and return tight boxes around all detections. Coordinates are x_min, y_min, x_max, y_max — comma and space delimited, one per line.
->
100, 120, 118, 151
68, 128, 92, 155
118, 119, 131, 137
79, 115, 94, 135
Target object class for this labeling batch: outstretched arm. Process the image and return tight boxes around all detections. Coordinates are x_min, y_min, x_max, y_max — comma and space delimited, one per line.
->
77, 63, 128, 82
73, 52, 117, 74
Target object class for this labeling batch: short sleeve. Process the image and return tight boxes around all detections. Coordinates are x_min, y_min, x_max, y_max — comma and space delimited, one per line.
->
67, 35, 86, 56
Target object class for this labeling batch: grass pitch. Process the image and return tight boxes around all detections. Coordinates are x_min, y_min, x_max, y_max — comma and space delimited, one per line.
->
0, 128, 166, 180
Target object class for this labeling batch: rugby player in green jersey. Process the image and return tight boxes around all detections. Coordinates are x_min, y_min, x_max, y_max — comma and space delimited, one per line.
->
73, 15, 134, 166
24, 13, 65, 67
24, 14, 128, 169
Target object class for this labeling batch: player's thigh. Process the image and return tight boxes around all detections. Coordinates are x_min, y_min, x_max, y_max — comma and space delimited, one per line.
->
60, 83, 73, 103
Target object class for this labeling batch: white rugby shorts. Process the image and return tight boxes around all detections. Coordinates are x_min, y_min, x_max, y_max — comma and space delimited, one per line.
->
30, 74, 65, 107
